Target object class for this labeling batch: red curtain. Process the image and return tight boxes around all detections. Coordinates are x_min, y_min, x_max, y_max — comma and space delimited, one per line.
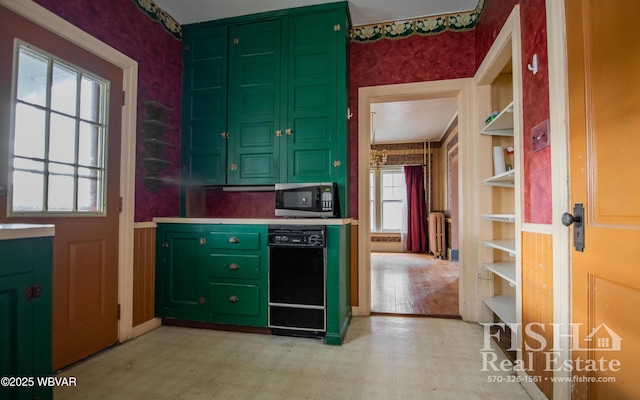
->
404, 165, 428, 252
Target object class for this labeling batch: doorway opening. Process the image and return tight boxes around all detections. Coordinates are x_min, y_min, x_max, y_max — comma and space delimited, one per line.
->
356, 78, 476, 320
366, 98, 460, 317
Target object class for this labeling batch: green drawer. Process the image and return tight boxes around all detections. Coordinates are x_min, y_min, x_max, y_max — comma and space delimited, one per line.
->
208, 232, 260, 250
209, 283, 260, 316
207, 254, 260, 280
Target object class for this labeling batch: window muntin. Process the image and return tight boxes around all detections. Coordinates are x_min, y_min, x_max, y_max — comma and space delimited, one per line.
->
9, 43, 108, 215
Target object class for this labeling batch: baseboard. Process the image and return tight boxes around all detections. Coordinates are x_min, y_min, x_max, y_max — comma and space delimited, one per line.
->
131, 317, 161, 338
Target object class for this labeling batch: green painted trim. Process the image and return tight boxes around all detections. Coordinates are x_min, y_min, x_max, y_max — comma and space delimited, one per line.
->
351, 0, 484, 43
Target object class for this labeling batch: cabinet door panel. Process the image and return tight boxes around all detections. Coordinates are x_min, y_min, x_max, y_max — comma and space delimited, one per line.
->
162, 232, 206, 319
228, 20, 282, 185
0, 273, 34, 382
285, 11, 338, 183
182, 26, 228, 185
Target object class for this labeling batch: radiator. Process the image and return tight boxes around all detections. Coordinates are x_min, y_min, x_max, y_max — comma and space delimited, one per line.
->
428, 212, 445, 259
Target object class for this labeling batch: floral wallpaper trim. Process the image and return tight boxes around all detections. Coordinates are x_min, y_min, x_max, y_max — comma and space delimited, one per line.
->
132, 0, 182, 40
351, 0, 484, 43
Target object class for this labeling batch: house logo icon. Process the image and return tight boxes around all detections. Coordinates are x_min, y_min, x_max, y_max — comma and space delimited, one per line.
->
582, 323, 622, 351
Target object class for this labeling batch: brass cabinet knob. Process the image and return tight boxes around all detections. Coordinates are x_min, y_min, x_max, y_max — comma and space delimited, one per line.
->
229, 237, 239, 243
230, 163, 238, 171
285, 128, 292, 135
228, 295, 239, 303
199, 297, 206, 304
228, 263, 240, 270
275, 130, 283, 137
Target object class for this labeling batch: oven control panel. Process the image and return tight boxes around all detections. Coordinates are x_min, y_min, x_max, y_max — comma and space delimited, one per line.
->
267, 226, 326, 247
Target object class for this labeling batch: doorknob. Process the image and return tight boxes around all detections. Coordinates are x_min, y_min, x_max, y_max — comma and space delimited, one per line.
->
563, 203, 585, 252
561, 212, 581, 226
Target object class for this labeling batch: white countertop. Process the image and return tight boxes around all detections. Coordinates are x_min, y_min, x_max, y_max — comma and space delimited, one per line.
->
0, 223, 55, 240
153, 217, 353, 226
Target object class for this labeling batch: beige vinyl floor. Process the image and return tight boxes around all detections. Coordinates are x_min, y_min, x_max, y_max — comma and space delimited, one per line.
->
55, 316, 532, 400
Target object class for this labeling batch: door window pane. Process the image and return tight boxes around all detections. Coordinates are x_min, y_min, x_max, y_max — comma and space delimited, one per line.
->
10, 43, 108, 215
16, 49, 47, 106
51, 62, 78, 115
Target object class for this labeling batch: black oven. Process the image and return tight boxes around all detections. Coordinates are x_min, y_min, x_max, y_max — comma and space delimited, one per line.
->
268, 225, 326, 337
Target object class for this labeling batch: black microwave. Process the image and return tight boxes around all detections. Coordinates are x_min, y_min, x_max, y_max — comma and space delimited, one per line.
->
275, 182, 340, 218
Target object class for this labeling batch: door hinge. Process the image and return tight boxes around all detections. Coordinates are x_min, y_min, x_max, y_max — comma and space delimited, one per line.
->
220, 132, 229, 139
233, 38, 239, 45
119, 196, 123, 213
122, 91, 126, 106
333, 24, 341, 32
24, 284, 42, 301
117, 303, 121, 320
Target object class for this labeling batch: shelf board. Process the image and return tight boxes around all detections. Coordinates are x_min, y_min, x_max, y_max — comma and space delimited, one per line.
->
482, 169, 515, 187
482, 239, 516, 256
483, 261, 516, 285
481, 101, 514, 136
144, 138, 176, 148
482, 214, 516, 223
483, 295, 516, 325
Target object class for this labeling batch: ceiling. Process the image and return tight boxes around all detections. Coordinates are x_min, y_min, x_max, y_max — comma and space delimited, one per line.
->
370, 98, 458, 144
153, 0, 471, 144
153, 0, 478, 27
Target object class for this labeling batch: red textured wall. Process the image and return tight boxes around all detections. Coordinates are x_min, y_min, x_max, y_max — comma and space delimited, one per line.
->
476, 0, 552, 224
205, 190, 276, 218
35, 0, 183, 222
349, 32, 476, 218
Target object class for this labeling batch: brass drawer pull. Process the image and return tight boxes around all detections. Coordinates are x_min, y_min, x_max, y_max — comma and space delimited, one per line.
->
228, 295, 239, 303
229, 237, 239, 243
229, 263, 240, 270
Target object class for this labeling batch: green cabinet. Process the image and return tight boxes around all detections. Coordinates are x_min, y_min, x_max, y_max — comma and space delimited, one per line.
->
0, 237, 53, 400
181, 25, 228, 185
155, 225, 208, 321
204, 225, 268, 326
180, 3, 350, 215
156, 224, 268, 327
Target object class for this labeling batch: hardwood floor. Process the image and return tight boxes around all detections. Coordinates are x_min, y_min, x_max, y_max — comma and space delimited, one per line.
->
370, 252, 459, 317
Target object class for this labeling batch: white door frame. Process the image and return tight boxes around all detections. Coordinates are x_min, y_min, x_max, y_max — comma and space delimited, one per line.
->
354, 78, 479, 322
546, 1, 572, 398
2, 0, 138, 342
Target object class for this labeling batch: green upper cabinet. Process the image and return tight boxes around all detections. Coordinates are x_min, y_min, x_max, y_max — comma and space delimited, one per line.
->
227, 20, 282, 185
181, 26, 228, 185
284, 11, 339, 184
180, 3, 350, 211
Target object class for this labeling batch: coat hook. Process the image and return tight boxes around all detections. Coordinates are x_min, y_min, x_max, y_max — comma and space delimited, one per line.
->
527, 53, 538, 75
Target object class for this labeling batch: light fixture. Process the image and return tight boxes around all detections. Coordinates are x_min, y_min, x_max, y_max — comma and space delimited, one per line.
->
370, 112, 387, 168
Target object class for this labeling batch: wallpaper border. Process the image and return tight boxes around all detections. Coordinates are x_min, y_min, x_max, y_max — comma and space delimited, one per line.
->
132, 0, 182, 40
351, 0, 484, 43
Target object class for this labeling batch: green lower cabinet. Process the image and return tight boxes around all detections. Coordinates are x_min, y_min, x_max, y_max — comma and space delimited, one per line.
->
325, 224, 352, 345
0, 237, 53, 400
156, 224, 268, 328
156, 225, 208, 321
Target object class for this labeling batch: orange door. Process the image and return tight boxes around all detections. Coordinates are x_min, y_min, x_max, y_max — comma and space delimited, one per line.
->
0, 6, 121, 370
566, 0, 640, 397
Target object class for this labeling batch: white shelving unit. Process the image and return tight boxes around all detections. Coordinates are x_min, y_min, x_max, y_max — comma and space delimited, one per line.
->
483, 295, 516, 325
478, 71, 519, 336
482, 169, 515, 187
480, 102, 515, 136
482, 214, 516, 223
